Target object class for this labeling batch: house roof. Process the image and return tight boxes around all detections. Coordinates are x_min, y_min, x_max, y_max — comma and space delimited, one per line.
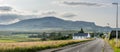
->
74, 33, 89, 36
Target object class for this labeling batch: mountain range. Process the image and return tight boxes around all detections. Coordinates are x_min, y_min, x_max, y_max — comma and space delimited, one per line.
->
0, 16, 114, 32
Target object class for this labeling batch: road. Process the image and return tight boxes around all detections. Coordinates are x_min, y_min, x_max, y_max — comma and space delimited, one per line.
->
39, 39, 113, 52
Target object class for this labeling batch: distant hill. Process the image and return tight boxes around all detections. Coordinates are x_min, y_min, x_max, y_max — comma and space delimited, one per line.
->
0, 16, 113, 32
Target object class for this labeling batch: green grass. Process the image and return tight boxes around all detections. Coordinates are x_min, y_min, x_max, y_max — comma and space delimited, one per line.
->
114, 47, 120, 52
0, 38, 41, 42
0, 34, 41, 42
0, 39, 16, 42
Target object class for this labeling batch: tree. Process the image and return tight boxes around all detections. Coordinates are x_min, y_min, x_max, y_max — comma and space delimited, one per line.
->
78, 28, 84, 33
49, 32, 56, 40
58, 32, 62, 36
99, 33, 104, 37
41, 32, 47, 41
42, 32, 46, 38
68, 34, 72, 39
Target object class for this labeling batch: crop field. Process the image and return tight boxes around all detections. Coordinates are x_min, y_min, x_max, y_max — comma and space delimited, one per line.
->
0, 40, 90, 52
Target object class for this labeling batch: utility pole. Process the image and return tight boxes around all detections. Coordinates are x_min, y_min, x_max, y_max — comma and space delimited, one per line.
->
112, 3, 119, 45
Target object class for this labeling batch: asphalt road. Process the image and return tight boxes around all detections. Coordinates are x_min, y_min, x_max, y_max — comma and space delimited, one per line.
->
39, 38, 113, 52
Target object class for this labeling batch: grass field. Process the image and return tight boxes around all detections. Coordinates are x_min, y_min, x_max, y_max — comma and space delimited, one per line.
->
0, 38, 41, 42
0, 34, 41, 42
0, 39, 90, 52
107, 39, 120, 52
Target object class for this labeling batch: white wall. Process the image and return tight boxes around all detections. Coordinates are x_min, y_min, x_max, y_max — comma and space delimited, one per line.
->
73, 36, 87, 40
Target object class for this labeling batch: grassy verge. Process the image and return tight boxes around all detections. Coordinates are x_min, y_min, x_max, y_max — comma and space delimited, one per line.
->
105, 39, 120, 52
0, 39, 91, 52
114, 48, 120, 52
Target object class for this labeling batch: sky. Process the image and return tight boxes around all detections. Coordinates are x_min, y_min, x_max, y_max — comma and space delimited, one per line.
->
0, 0, 120, 28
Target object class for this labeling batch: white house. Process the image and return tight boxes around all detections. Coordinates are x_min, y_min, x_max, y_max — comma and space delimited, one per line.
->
73, 33, 91, 40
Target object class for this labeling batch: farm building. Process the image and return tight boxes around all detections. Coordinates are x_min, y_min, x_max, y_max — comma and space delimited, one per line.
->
73, 33, 91, 40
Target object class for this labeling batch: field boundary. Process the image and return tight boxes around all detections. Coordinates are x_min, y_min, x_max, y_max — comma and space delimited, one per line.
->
39, 40, 92, 52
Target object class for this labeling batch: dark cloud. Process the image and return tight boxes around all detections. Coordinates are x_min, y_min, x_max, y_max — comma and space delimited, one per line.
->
63, 1, 102, 6
0, 6, 13, 12
62, 13, 77, 18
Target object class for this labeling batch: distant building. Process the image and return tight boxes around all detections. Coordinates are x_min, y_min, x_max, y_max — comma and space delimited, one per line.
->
73, 33, 91, 40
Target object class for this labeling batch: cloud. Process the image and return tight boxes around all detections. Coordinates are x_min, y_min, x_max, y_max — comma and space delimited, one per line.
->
0, 6, 41, 25
0, 6, 13, 12
39, 11, 77, 18
63, 1, 102, 6
41, 11, 57, 15
0, 6, 78, 25
0, 11, 78, 25
61, 13, 77, 18
52, 1, 109, 7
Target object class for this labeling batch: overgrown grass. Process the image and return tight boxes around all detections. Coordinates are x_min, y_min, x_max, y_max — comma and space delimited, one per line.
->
106, 39, 120, 52
0, 40, 90, 52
